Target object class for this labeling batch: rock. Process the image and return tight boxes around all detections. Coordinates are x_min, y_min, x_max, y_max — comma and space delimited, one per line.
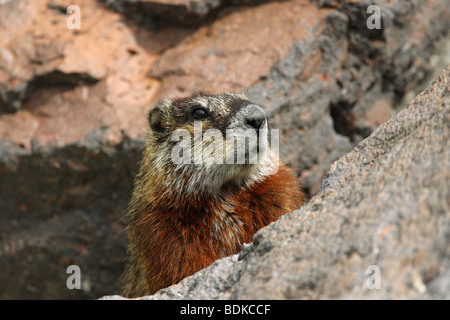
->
116, 64, 450, 300
148, 0, 326, 101
103, 0, 274, 26
0, 0, 449, 299
245, 0, 450, 193
0, 0, 190, 116
0, 135, 143, 299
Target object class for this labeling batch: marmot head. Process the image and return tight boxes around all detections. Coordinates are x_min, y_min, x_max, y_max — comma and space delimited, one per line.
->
142, 92, 279, 194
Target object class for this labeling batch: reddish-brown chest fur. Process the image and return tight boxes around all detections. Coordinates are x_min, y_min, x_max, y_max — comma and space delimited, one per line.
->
124, 164, 304, 297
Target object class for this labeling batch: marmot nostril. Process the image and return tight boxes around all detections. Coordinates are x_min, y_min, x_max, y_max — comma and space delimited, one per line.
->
245, 115, 266, 130
237, 104, 266, 130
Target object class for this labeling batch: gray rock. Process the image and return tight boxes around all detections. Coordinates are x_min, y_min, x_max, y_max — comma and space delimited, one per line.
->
117, 65, 449, 300
0, 134, 142, 299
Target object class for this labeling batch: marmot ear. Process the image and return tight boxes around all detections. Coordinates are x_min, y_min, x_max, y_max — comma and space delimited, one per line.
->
148, 106, 165, 133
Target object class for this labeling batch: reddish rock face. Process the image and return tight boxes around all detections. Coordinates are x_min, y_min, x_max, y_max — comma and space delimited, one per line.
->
148, 1, 325, 99
1, 0, 327, 150
0, 0, 448, 299
0, 0, 193, 148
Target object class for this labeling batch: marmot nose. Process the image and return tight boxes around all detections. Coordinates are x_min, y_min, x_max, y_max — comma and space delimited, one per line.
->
241, 105, 266, 130
245, 113, 265, 130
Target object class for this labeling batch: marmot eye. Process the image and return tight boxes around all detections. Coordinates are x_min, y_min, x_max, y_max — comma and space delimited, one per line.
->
191, 107, 209, 120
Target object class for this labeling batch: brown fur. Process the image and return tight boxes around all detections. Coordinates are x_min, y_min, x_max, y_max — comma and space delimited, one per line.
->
123, 93, 304, 297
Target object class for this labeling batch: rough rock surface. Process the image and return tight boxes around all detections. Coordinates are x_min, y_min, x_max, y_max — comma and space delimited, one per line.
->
118, 65, 450, 300
0, 0, 449, 299
103, 0, 274, 26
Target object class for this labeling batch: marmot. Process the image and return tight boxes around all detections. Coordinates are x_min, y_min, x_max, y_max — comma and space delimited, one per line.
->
123, 92, 304, 297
